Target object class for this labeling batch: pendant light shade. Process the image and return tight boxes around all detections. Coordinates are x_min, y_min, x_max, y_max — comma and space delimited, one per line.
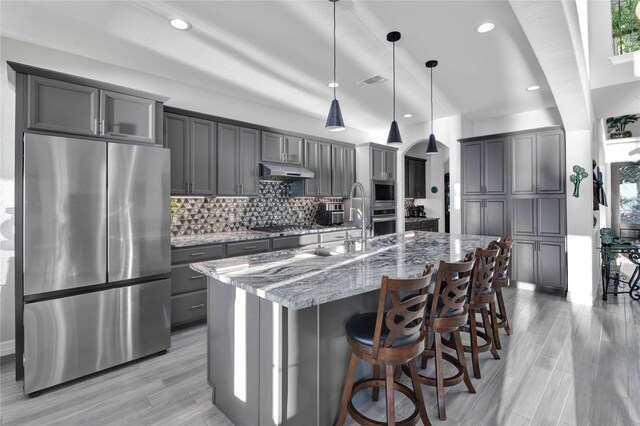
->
386, 31, 402, 144
326, 0, 345, 131
425, 60, 438, 154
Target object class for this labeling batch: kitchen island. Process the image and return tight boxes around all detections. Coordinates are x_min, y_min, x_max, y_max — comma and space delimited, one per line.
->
192, 231, 496, 426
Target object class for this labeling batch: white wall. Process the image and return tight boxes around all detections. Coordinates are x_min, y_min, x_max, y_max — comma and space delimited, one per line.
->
466, 107, 562, 137
592, 81, 640, 119
0, 36, 370, 355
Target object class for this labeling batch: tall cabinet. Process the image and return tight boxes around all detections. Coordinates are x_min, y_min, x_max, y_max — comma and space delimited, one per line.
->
460, 127, 567, 293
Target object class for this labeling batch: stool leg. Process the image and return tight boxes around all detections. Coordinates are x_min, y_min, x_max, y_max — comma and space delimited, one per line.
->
481, 307, 500, 360
434, 332, 446, 420
336, 352, 358, 426
372, 365, 380, 401
489, 300, 502, 350
394, 365, 403, 382
453, 329, 476, 394
469, 309, 481, 379
385, 364, 396, 426
497, 288, 512, 335
408, 359, 432, 426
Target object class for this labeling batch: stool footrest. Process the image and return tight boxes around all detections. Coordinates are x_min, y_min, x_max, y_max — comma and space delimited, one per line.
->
347, 378, 421, 426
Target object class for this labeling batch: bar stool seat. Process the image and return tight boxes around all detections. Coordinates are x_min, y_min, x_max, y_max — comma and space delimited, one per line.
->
346, 312, 420, 348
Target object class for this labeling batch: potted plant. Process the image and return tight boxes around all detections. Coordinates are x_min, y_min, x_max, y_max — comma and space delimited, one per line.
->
606, 114, 640, 139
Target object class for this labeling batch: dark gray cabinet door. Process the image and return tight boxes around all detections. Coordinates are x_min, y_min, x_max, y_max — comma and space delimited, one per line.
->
319, 141, 332, 196
484, 138, 507, 195
190, 118, 216, 196
164, 113, 190, 195
384, 150, 396, 181
484, 199, 508, 238
217, 123, 240, 196
414, 160, 426, 198
536, 131, 565, 194
332, 145, 346, 197
512, 239, 536, 283
239, 128, 260, 196
304, 139, 320, 196
512, 198, 536, 236
262, 131, 283, 163
537, 241, 565, 288
27, 75, 99, 136
463, 199, 483, 235
284, 135, 304, 165
344, 145, 356, 197
537, 198, 565, 237
511, 134, 536, 195
404, 158, 412, 198
462, 142, 483, 195
100, 90, 155, 144
371, 147, 385, 180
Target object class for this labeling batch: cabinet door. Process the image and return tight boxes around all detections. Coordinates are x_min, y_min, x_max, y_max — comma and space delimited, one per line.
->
343, 146, 356, 197
484, 199, 508, 238
239, 128, 260, 196
164, 113, 190, 195
512, 240, 537, 284
414, 159, 426, 198
384, 150, 396, 181
484, 138, 507, 195
512, 198, 537, 236
190, 118, 216, 196
404, 158, 411, 198
462, 199, 483, 235
511, 134, 536, 195
217, 123, 240, 196
100, 90, 155, 144
284, 135, 304, 165
462, 142, 483, 195
537, 198, 565, 237
537, 241, 566, 289
371, 147, 385, 180
536, 131, 565, 194
304, 139, 319, 196
318, 141, 332, 196
27, 75, 99, 136
262, 131, 283, 163
332, 145, 345, 197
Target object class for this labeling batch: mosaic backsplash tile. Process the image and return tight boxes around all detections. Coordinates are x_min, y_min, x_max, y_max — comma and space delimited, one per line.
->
171, 181, 339, 236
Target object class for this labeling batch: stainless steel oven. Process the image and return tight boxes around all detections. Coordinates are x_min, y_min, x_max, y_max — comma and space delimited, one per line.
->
371, 206, 397, 236
372, 180, 396, 205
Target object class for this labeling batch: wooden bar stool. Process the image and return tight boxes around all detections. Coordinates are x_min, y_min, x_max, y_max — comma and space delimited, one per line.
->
414, 254, 477, 421
336, 267, 434, 426
488, 236, 514, 350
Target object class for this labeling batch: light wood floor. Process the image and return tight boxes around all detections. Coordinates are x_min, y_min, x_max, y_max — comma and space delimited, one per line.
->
2, 286, 639, 426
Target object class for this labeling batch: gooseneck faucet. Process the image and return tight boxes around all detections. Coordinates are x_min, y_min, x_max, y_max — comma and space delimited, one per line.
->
348, 182, 368, 240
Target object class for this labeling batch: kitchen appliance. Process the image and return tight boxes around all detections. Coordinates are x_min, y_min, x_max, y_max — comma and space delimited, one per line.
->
21, 133, 171, 395
371, 206, 397, 236
259, 162, 314, 180
372, 180, 396, 205
317, 201, 345, 226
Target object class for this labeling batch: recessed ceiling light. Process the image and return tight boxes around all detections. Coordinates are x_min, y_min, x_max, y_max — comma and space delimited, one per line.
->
477, 23, 495, 33
328, 82, 339, 88
526, 85, 540, 91
169, 18, 191, 31
404, 114, 413, 118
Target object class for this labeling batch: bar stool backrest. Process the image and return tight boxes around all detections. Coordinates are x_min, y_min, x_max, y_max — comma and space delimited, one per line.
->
489, 236, 513, 279
469, 247, 500, 298
429, 252, 476, 321
372, 265, 434, 357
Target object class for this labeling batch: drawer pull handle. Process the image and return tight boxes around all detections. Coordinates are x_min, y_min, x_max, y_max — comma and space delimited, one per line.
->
334, 236, 345, 239
190, 252, 205, 256
190, 304, 205, 309
244, 246, 257, 250
190, 275, 205, 280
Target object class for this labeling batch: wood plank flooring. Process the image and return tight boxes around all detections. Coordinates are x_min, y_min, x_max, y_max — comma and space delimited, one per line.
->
2, 287, 639, 425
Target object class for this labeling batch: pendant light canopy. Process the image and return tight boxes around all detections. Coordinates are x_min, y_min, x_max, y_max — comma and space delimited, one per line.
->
326, 0, 345, 131
425, 60, 438, 154
386, 31, 402, 144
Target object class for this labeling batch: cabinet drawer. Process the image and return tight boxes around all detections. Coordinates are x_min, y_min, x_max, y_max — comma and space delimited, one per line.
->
226, 239, 270, 257
171, 244, 224, 264
421, 220, 438, 232
347, 229, 362, 239
171, 290, 207, 326
405, 221, 421, 231
272, 234, 318, 250
320, 231, 347, 243
171, 264, 207, 295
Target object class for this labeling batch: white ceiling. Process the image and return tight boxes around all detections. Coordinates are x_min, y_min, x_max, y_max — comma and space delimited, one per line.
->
1, 1, 557, 134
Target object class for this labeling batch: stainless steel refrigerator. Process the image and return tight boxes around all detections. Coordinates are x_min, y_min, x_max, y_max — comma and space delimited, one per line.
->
22, 133, 171, 395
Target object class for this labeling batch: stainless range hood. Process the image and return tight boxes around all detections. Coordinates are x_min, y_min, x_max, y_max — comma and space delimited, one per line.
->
259, 162, 315, 181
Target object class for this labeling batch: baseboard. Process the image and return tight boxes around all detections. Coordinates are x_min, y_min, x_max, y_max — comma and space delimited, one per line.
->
513, 281, 567, 296
0, 339, 15, 358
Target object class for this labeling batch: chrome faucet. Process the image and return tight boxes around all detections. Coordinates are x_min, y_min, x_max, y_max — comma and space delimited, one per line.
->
349, 182, 368, 240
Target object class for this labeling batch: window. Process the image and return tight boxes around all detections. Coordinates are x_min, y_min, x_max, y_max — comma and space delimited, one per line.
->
611, 0, 640, 55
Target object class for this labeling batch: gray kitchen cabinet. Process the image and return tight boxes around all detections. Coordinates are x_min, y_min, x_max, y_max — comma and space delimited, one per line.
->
100, 90, 155, 144
27, 75, 100, 136
332, 144, 356, 197
512, 197, 565, 238
164, 113, 190, 195
262, 131, 303, 165
512, 239, 537, 284
512, 198, 536, 236
405, 157, 426, 198
462, 199, 483, 235
371, 146, 396, 181
511, 130, 565, 195
217, 123, 260, 196
304, 139, 331, 197
462, 198, 507, 237
462, 138, 507, 196
512, 239, 566, 290
385, 150, 397, 181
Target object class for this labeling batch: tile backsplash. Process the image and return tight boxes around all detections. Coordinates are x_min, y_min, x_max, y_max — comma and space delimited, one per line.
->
171, 181, 338, 236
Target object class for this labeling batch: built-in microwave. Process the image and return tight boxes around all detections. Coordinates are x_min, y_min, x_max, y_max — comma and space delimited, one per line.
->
372, 180, 396, 205
371, 206, 397, 236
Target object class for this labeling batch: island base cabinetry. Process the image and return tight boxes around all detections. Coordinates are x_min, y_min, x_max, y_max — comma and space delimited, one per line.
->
207, 279, 379, 426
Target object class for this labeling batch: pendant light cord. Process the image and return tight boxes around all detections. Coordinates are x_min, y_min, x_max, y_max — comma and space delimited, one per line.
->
333, 0, 337, 101
430, 66, 433, 134
392, 42, 396, 121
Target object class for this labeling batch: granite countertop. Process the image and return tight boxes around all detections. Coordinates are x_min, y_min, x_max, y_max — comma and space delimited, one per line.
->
191, 231, 497, 310
405, 217, 439, 222
171, 224, 361, 248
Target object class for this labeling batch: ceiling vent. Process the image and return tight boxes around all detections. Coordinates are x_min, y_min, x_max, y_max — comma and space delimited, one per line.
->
356, 74, 388, 87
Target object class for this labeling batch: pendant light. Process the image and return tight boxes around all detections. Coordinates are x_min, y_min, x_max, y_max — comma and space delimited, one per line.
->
386, 31, 402, 144
425, 60, 438, 154
326, 0, 345, 131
